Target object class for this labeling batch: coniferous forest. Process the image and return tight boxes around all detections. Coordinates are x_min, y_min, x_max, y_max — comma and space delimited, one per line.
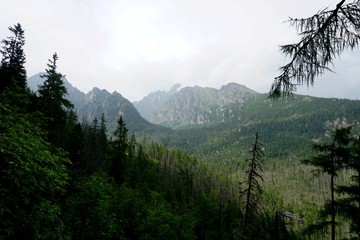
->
1, 2, 360, 239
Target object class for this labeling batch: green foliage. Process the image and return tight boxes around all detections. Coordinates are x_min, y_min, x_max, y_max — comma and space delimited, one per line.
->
64, 174, 117, 240
0, 23, 26, 94
108, 116, 129, 184
38, 53, 72, 109
37, 53, 76, 148
336, 129, 360, 238
163, 94, 360, 165
81, 117, 108, 176
302, 121, 356, 239
4, 21, 360, 240
0, 104, 70, 239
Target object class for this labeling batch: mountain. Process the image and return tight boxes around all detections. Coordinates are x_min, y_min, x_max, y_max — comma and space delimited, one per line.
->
27, 73, 86, 107
133, 83, 181, 121
134, 82, 258, 128
76, 87, 171, 137
28, 73, 360, 162
27, 73, 171, 138
161, 93, 360, 162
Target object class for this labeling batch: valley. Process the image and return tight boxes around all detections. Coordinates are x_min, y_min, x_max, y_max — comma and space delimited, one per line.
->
26, 73, 360, 239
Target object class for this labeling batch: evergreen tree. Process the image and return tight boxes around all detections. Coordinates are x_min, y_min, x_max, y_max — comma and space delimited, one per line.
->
38, 52, 72, 110
68, 123, 85, 178
109, 116, 129, 184
37, 52, 75, 147
337, 130, 360, 238
0, 23, 26, 93
240, 131, 264, 238
271, 0, 360, 98
302, 123, 352, 240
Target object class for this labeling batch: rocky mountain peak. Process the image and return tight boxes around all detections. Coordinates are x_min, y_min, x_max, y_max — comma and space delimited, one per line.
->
134, 82, 260, 129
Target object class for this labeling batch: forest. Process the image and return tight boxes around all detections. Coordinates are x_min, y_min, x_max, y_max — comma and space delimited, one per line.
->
1, 1, 360, 239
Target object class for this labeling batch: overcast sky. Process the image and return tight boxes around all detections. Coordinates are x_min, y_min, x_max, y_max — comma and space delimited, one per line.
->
1, 0, 359, 101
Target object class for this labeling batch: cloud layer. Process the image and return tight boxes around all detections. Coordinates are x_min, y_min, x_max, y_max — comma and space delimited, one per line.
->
1, 0, 358, 101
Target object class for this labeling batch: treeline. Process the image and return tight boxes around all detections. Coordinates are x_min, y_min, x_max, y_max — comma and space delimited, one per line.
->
163, 94, 360, 163
0, 23, 296, 239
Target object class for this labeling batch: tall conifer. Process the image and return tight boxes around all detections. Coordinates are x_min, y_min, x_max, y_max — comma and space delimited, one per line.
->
240, 131, 264, 238
0, 23, 26, 93
302, 123, 352, 240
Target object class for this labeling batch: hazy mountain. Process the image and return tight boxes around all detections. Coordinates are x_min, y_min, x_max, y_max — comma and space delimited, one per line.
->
76, 87, 171, 137
133, 83, 181, 121
161, 93, 360, 162
134, 82, 259, 128
27, 73, 86, 107
27, 73, 171, 138
28, 73, 360, 162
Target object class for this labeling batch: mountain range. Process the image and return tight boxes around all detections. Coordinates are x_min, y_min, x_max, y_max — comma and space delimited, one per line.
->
134, 83, 258, 128
27, 73, 360, 161
27, 73, 170, 139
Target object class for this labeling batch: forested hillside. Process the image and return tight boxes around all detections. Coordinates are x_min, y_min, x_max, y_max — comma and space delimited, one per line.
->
0, 23, 293, 240
163, 94, 360, 161
1, 19, 360, 240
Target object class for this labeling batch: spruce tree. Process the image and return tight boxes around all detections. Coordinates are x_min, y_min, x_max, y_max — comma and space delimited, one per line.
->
0, 23, 26, 93
302, 124, 352, 240
240, 131, 264, 238
38, 52, 73, 110
109, 116, 129, 184
38, 52, 75, 147
337, 130, 360, 238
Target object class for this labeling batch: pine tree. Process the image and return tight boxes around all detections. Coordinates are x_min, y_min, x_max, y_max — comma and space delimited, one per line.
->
337, 130, 360, 238
37, 53, 75, 147
109, 116, 129, 184
302, 124, 352, 240
0, 23, 26, 93
38, 52, 73, 110
240, 131, 264, 238
271, 0, 360, 98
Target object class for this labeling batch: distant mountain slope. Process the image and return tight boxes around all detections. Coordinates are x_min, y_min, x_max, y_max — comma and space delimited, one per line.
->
27, 73, 86, 107
27, 73, 171, 138
28, 73, 360, 162
134, 82, 259, 128
133, 83, 181, 121
77, 87, 171, 137
162, 93, 360, 162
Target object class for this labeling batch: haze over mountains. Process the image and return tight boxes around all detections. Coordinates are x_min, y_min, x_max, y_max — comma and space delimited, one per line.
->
28, 73, 360, 161
27, 73, 168, 138
28, 73, 261, 131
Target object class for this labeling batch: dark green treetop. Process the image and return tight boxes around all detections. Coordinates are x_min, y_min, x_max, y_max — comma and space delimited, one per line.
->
0, 23, 26, 93
38, 52, 73, 110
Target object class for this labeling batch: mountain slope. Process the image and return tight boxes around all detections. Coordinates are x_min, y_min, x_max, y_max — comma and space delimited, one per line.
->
160, 93, 360, 162
27, 73, 171, 138
77, 87, 171, 137
28, 73, 360, 162
135, 82, 258, 128
27, 73, 86, 107
133, 83, 181, 121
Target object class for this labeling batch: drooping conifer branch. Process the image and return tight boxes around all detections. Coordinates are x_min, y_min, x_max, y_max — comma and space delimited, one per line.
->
271, 0, 360, 98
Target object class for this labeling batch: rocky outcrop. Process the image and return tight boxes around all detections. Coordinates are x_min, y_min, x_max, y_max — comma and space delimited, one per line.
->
135, 83, 259, 128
